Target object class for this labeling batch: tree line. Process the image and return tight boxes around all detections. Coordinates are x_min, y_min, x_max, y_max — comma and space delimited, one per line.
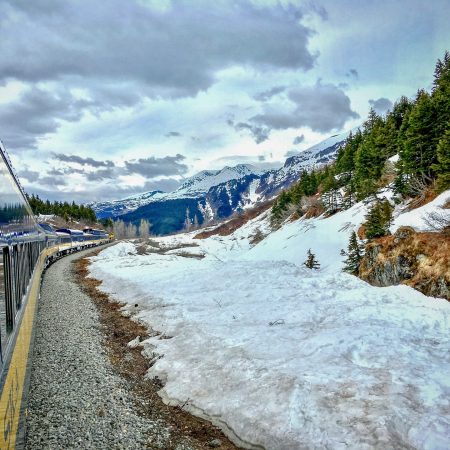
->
271, 51, 450, 227
27, 194, 97, 223
270, 51, 450, 274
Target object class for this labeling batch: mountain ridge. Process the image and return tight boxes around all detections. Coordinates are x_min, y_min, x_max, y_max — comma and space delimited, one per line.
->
92, 129, 352, 234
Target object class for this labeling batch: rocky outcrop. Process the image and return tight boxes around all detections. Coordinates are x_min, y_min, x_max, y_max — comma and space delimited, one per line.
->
359, 227, 450, 300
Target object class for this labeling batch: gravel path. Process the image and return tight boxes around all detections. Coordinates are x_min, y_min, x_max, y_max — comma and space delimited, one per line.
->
25, 249, 188, 450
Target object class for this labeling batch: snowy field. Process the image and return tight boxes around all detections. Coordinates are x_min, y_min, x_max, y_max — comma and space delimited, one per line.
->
89, 191, 450, 450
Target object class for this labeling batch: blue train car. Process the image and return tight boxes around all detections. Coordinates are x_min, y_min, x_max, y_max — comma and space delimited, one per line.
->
0, 141, 110, 448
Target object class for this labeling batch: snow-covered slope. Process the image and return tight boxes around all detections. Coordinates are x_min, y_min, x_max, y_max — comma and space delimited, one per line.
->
90, 190, 450, 450
89, 190, 166, 218
169, 164, 261, 198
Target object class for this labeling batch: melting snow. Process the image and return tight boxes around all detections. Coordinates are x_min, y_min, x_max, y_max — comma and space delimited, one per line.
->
89, 191, 450, 450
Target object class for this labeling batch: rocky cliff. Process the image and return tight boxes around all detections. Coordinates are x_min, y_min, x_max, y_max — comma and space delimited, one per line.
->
359, 226, 450, 299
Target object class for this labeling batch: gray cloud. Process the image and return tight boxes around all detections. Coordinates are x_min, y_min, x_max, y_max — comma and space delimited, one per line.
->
18, 168, 40, 183
346, 68, 359, 79
39, 175, 68, 187
124, 154, 188, 177
251, 82, 359, 133
293, 134, 305, 145
254, 86, 286, 102
165, 131, 182, 138
285, 149, 301, 158
234, 122, 270, 144
84, 167, 117, 182
1, 1, 315, 94
0, 87, 91, 150
29, 177, 182, 203
0, 0, 316, 152
53, 153, 114, 168
369, 97, 393, 114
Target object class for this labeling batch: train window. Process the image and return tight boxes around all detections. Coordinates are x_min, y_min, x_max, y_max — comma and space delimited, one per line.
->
0, 246, 10, 363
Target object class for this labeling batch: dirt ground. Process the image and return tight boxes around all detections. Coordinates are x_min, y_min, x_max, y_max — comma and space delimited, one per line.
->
74, 250, 241, 450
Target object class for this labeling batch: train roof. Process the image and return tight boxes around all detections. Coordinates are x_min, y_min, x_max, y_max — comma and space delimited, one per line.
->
55, 228, 84, 235
39, 223, 56, 233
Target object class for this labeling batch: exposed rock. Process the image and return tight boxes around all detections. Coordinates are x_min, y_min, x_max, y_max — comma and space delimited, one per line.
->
359, 227, 450, 300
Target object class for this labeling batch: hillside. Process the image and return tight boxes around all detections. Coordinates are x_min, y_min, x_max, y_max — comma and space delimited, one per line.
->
89, 187, 450, 450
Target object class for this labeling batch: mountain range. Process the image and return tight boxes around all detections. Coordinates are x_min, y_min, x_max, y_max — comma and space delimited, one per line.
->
91, 129, 351, 234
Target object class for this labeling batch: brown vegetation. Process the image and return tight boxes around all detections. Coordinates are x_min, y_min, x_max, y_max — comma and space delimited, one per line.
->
194, 200, 274, 239
359, 227, 450, 299
74, 252, 239, 450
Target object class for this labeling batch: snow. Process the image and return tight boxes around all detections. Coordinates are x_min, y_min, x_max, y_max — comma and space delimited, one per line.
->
391, 190, 450, 233
388, 153, 400, 163
89, 192, 450, 449
172, 164, 262, 198
242, 179, 261, 209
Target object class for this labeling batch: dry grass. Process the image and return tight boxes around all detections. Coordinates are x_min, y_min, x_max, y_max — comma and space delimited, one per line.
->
194, 200, 274, 239
360, 227, 450, 299
357, 224, 367, 240
406, 186, 439, 211
74, 252, 240, 450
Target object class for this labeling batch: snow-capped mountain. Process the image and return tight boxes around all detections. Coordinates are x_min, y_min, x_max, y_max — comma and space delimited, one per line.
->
90, 190, 166, 218
167, 164, 262, 198
92, 164, 262, 219
92, 129, 350, 234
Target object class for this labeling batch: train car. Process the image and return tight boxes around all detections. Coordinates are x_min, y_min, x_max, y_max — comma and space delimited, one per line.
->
0, 141, 109, 449
83, 228, 109, 240
38, 222, 59, 248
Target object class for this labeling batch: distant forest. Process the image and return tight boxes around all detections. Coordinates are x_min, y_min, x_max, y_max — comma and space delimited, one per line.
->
27, 194, 97, 223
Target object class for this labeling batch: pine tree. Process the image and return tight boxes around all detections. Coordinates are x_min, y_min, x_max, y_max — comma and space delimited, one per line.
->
304, 249, 320, 270
432, 51, 450, 139
365, 200, 393, 239
400, 90, 438, 179
341, 232, 364, 274
433, 127, 450, 191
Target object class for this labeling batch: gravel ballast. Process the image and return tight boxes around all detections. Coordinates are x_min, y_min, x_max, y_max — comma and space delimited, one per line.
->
24, 249, 187, 449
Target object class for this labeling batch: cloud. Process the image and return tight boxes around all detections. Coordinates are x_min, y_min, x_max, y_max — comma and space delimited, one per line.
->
85, 168, 117, 182
39, 175, 68, 187
165, 131, 182, 137
17, 168, 40, 183
0, 1, 315, 96
346, 68, 359, 79
0, 87, 91, 150
292, 134, 305, 145
124, 154, 189, 177
234, 122, 270, 144
251, 81, 359, 133
285, 149, 301, 158
254, 86, 286, 102
53, 154, 114, 167
28, 177, 182, 202
369, 97, 393, 114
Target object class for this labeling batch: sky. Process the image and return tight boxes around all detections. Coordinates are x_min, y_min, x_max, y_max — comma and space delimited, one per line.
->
1, 0, 449, 202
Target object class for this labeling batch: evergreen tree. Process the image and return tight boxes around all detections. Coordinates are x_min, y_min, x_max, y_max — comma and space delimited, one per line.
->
341, 232, 364, 274
303, 249, 320, 270
365, 200, 393, 239
354, 109, 386, 198
432, 51, 450, 139
400, 90, 438, 179
433, 127, 450, 191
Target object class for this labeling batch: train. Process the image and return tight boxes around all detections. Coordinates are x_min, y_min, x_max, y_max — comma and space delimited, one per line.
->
0, 141, 111, 449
